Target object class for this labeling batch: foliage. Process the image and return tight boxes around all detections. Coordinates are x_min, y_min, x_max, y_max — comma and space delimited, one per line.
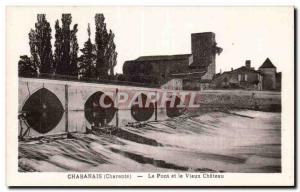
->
30, 14, 53, 74
18, 55, 37, 77
78, 24, 97, 79
19, 13, 117, 82
95, 14, 117, 78
106, 30, 118, 76
53, 20, 62, 74
70, 24, 79, 76
54, 14, 78, 77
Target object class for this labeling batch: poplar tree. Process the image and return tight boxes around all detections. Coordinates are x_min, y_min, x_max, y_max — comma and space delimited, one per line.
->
78, 24, 97, 79
54, 14, 79, 77
70, 24, 79, 76
30, 14, 53, 75
95, 14, 118, 78
53, 20, 62, 74
28, 29, 39, 73
95, 14, 109, 78
106, 30, 117, 76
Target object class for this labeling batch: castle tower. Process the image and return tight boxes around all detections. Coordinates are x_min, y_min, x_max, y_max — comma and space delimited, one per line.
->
259, 58, 277, 90
190, 32, 222, 80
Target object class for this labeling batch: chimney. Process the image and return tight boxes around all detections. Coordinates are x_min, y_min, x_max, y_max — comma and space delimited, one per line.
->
246, 60, 251, 68
231, 68, 233, 71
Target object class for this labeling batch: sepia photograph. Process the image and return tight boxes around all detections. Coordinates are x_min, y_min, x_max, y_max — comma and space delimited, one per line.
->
6, 6, 294, 186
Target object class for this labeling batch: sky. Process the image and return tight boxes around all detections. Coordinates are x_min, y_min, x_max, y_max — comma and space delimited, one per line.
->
7, 6, 293, 74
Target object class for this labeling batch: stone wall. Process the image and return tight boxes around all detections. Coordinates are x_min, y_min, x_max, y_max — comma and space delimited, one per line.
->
260, 68, 277, 90
192, 90, 281, 112
161, 78, 183, 90
123, 58, 190, 85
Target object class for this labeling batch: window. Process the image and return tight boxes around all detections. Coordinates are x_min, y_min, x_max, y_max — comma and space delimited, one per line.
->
245, 74, 248, 81
238, 74, 241, 81
257, 74, 261, 81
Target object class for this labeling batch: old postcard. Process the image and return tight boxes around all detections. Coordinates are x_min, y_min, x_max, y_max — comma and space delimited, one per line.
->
6, 6, 294, 186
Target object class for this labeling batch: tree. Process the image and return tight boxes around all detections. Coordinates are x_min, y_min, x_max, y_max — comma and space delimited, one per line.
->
18, 55, 37, 77
78, 24, 97, 79
70, 24, 79, 76
53, 20, 63, 74
106, 30, 117, 76
55, 14, 71, 75
94, 14, 118, 78
95, 14, 109, 78
55, 14, 78, 77
30, 14, 53, 75
28, 29, 39, 72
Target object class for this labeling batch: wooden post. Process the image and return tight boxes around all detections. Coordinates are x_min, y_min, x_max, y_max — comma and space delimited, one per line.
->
115, 88, 119, 127
155, 91, 158, 121
65, 84, 69, 133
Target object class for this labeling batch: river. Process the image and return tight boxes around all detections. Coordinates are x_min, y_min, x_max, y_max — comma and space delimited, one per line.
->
19, 110, 281, 173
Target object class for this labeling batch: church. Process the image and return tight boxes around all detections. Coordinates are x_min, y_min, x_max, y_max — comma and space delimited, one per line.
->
122, 32, 223, 90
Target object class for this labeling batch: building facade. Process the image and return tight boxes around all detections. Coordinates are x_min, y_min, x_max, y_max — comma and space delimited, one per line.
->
211, 60, 263, 90
211, 58, 281, 91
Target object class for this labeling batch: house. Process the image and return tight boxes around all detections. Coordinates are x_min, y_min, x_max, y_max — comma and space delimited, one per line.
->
211, 60, 263, 90
211, 58, 281, 91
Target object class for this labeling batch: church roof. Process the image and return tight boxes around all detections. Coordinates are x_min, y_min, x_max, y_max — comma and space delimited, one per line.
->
259, 58, 276, 69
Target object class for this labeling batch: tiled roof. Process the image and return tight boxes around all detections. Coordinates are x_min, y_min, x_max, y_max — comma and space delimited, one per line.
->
259, 58, 276, 69
222, 66, 262, 74
136, 54, 192, 61
171, 70, 206, 76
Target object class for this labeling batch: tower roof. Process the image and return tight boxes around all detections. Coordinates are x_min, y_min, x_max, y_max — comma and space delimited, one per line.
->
259, 58, 276, 69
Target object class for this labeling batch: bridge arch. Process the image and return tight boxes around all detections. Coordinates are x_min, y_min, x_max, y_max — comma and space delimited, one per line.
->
84, 91, 116, 126
131, 93, 154, 122
166, 95, 184, 118
21, 88, 64, 134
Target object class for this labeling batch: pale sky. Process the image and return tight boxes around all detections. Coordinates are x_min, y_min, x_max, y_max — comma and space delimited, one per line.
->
7, 6, 293, 74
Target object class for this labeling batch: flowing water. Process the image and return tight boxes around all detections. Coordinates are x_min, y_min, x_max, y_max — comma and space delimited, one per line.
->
19, 110, 281, 173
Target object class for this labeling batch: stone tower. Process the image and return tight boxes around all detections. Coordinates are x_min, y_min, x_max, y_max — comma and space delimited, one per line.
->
190, 32, 222, 80
259, 58, 277, 90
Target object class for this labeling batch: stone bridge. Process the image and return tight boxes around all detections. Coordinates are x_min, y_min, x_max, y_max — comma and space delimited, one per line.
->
18, 78, 190, 138
18, 78, 281, 138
